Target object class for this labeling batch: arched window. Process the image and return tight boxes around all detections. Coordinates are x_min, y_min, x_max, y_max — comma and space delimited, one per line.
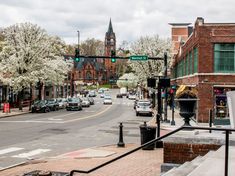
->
86, 71, 92, 80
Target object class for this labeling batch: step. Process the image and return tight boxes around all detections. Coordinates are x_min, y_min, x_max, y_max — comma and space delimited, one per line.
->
162, 151, 215, 176
188, 146, 235, 176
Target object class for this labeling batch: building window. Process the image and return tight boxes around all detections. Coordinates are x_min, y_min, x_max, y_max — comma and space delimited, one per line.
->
214, 44, 235, 73
193, 47, 198, 73
189, 51, 193, 74
185, 56, 188, 76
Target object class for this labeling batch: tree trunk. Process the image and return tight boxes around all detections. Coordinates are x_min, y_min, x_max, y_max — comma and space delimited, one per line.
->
18, 89, 24, 111
29, 85, 33, 111
38, 81, 43, 100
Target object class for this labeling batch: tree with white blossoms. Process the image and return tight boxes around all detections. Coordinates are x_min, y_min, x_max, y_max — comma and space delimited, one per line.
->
0, 22, 70, 109
128, 35, 171, 86
116, 73, 138, 90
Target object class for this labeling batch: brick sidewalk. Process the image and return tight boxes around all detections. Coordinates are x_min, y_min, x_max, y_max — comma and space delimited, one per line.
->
0, 144, 163, 176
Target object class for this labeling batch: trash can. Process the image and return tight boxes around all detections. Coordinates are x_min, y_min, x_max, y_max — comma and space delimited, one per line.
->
3, 102, 10, 113
139, 122, 156, 150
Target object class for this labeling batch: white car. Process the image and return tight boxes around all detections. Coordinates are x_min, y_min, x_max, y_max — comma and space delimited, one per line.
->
81, 98, 90, 107
128, 94, 136, 100
103, 95, 112, 104
135, 100, 153, 116
57, 98, 67, 109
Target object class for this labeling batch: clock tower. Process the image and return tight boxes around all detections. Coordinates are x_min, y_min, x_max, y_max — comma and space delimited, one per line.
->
105, 19, 116, 81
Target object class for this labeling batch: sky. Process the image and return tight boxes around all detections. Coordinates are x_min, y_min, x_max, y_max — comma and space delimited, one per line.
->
0, 0, 235, 46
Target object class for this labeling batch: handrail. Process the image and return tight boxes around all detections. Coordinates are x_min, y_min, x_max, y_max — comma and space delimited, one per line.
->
69, 126, 235, 176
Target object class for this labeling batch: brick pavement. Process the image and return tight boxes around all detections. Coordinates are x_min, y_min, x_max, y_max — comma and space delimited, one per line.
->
0, 144, 163, 176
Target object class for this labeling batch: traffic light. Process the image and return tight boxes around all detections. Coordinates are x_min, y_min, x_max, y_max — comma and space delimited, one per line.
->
111, 50, 116, 63
75, 48, 80, 62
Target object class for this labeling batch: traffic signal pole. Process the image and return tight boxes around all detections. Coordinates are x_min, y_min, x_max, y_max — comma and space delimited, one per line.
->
73, 55, 163, 61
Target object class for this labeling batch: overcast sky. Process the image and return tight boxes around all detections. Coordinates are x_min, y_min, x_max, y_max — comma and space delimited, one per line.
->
0, 0, 234, 46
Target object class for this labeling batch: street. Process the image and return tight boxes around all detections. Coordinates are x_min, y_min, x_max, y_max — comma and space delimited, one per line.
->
0, 89, 153, 170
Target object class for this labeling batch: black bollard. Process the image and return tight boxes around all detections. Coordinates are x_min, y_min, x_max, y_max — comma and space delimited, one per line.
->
117, 122, 125, 147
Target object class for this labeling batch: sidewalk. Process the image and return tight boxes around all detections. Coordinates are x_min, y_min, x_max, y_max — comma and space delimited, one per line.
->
0, 107, 30, 118
0, 107, 202, 176
0, 144, 163, 176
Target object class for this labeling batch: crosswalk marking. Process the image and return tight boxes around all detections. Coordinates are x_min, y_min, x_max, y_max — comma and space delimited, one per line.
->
12, 149, 51, 158
0, 147, 24, 155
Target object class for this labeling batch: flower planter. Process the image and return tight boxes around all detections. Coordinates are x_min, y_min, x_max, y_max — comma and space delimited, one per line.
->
176, 98, 197, 127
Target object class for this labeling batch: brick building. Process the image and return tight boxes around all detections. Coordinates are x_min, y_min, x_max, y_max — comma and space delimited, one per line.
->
62, 19, 118, 97
170, 17, 235, 122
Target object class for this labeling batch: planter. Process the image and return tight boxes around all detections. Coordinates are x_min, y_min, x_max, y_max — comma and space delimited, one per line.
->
175, 98, 197, 127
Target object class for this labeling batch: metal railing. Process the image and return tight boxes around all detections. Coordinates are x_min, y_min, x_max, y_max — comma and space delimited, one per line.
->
69, 126, 235, 176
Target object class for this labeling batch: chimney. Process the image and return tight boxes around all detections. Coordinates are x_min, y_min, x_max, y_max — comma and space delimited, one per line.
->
169, 23, 192, 55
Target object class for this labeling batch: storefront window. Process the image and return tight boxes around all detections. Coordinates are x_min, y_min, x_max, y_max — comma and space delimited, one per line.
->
214, 87, 235, 118
214, 43, 235, 73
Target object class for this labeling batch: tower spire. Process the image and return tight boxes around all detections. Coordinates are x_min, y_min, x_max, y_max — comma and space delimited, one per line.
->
107, 18, 113, 34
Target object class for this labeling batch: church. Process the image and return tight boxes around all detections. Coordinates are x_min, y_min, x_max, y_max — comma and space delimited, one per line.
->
65, 19, 117, 88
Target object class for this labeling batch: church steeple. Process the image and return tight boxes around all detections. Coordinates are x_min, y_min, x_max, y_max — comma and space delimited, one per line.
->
107, 18, 113, 35
105, 18, 116, 55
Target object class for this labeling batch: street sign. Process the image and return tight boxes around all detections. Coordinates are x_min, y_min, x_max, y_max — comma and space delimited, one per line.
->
130, 55, 148, 61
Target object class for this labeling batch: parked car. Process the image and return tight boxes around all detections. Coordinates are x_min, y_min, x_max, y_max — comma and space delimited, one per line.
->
57, 98, 67, 109
135, 100, 153, 116
87, 97, 95, 105
81, 97, 90, 107
103, 95, 112, 105
31, 100, 50, 113
66, 98, 82, 111
47, 99, 59, 111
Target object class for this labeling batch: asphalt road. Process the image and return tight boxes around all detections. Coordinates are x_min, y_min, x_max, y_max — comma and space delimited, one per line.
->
0, 89, 153, 170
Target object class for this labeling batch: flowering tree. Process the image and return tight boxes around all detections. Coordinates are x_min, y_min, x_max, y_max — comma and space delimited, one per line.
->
0, 22, 70, 108
128, 35, 171, 86
116, 73, 138, 90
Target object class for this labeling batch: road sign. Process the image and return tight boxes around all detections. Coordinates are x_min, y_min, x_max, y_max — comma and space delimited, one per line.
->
130, 55, 148, 61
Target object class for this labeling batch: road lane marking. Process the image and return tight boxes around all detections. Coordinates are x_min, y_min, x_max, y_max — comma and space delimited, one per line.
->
0, 147, 24, 155
12, 149, 51, 158
64, 105, 112, 123
0, 105, 112, 124
48, 118, 63, 121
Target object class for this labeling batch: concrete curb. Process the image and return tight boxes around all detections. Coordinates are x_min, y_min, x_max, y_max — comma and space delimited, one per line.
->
0, 111, 30, 119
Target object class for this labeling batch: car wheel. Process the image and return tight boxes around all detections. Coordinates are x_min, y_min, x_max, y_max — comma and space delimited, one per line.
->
44, 107, 49, 113
136, 112, 138, 116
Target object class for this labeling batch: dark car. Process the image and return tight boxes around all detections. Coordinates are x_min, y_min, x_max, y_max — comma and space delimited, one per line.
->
87, 97, 95, 105
47, 99, 59, 111
66, 98, 82, 111
31, 100, 50, 113
116, 93, 123, 98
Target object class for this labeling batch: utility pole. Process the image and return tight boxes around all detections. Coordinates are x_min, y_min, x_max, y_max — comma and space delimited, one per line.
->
163, 52, 169, 122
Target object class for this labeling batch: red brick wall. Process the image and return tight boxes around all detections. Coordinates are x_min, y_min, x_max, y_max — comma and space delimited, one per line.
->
171, 18, 235, 122
164, 143, 221, 164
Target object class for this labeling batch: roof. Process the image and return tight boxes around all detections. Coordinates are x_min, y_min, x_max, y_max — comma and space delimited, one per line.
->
106, 18, 114, 35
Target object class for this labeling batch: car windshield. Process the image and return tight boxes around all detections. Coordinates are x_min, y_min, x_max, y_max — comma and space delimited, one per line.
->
68, 98, 81, 103
104, 97, 111, 100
